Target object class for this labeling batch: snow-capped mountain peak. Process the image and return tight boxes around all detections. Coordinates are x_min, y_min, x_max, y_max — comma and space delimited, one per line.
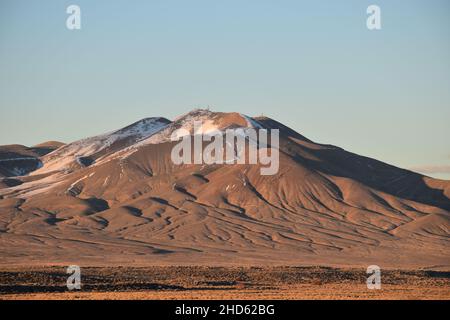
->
137, 109, 264, 145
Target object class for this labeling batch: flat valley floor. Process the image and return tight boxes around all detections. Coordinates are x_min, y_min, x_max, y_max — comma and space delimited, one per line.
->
0, 266, 449, 300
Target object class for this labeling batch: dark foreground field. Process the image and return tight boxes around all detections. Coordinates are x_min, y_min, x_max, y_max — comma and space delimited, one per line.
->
0, 266, 449, 300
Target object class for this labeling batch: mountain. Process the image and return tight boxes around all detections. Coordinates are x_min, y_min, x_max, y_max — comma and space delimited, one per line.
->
0, 142, 64, 179
0, 109, 448, 268
33, 117, 170, 175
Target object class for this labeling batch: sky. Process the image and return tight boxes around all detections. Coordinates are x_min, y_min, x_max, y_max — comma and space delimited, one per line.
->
0, 0, 449, 179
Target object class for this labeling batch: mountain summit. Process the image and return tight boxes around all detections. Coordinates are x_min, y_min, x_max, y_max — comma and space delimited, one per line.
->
0, 109, 448, 268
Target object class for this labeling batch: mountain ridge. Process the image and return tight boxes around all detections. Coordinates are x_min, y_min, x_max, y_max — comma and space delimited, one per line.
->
0, 109, 448, 268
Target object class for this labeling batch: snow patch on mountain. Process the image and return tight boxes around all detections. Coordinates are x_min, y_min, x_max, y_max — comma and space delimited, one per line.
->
136, 109, 263, 146
33, 118, 170, 175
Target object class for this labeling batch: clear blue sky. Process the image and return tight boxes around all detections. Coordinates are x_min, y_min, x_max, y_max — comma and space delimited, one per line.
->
1, 0, 449, 179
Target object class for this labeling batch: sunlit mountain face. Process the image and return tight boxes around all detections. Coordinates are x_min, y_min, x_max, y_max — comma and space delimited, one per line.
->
0, 109, 449, 268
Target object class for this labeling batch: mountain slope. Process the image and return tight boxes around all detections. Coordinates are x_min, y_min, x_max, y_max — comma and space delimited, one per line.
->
33, 117, 170, 175
0, 110, 448, 268
0, 142, 64, 178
